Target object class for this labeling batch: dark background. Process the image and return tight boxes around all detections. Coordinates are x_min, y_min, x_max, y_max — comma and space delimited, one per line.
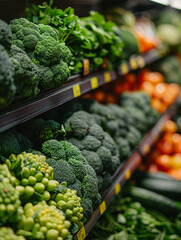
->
0, 0, 166, 22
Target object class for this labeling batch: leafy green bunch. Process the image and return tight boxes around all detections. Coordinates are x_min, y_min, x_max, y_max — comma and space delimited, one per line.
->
26, 1, 124, 72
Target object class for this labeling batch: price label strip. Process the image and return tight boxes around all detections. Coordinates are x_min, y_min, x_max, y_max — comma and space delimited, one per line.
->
104, 72, 111, 83
73, 84, 81, 98
77, 226, 86, 240
125, 170, 131, 180
130, 58, 137, 70
91, 77, 98, 89
115, 183, 121, 194
83, 59, 90, 76
143, 144, 150, 155
100, 201, 106, 215
137, 56, 145, 68
121, 63, 128, 75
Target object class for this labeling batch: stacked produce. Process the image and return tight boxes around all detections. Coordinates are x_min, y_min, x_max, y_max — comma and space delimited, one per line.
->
88, 191, 181, 240
49, 182, 84, 231
141, 120, 181, 180
0, 164, 23, 225
0, 227, 25, 240
17, 201, 72, 239
139, 69, 180, 113
26, 3, 126, 72
150, 56, 181, 86
41, 139, 101, 219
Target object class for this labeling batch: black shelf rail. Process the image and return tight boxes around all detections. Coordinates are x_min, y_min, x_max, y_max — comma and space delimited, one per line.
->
74, 94, 180, 240
0, 46, 169, 134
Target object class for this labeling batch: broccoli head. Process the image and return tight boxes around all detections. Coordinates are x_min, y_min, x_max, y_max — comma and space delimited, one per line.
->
68, 158, 87, 181
59, 42, 72, 64
82, 150, 103, 174
0, 19, 12, 49
10, 45, 40, 97
0, 130, 32, 158
0, 45, 15, 107
47, 159, 76, 185
38, 24, 58, 40
42, 139, 66, 160
34, 36, 61, 66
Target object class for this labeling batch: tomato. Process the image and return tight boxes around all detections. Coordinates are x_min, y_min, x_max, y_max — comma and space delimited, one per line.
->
155, 155, 171, 172
164, 120, 178, 133
147, 164, 158, 173
168, 169, 181, 180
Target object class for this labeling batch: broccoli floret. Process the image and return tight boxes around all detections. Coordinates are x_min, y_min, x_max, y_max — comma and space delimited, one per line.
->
82, 135, 101, 151
0, 45, 15, 107
42, 139, 66, 160
115, 137, 131, 159
101, 172, 113, 191
82, 174, 99, 200
104, 120, 119, 135
68, 158, 87, 181
10, 45, 39, 97
38, 24, 58, 40
34, 36, 61, 66
10, 18, 39, 32
97, 175, 103, 191
50, 60, 70, 88
38, 66, 54, 90
81, 197, 93, 220
23, 34, 39, 50
47, 159, 76, 185
97, 146, 112, 171
89, 123, 104, 142
92, 192, 102, 210
64, 111, 95, 139
68, 179, 82, 198
111, 155, 120, 172
82, 150, 103, 174
84, 161, 98, 181
59, 42, 72, 64
67, 137, 85, 151
0, 20, 12, 49
37, 119, 60, 143
61, 141, 85, 162
102, 132, 118, 156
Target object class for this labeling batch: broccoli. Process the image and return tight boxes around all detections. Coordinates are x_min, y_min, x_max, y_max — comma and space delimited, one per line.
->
82, 135, 101, 151
101, 172, 113, 191
47, 159, 76, 185
0, 130, 32, 158
81, 197, 93, 220
89, 123, 104, 142
59, 43, 72, 65
68, 158, 87, 181
0, 45, 15, 107
0, 20, 12, 49
10, 45, 40, 97
97, 175, 103, 191
97, 146, 112, 171
42, 139, 66, 160
42, 139, 99, 215
34, 36, 61, 66
62, 110, 120, 191
64, 111, 95, 139
10, 18, 71, 92
38, 24, 58, 40
114, 137, 131, 159
67, 137, 85, 151
82, 150, 103, 174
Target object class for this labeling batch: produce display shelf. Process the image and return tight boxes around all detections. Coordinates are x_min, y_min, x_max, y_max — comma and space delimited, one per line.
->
74, 95, 179, 240
0, 46, 169, 134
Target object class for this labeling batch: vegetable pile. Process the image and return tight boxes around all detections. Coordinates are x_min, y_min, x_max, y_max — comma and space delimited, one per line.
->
88, 195, 181, 240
